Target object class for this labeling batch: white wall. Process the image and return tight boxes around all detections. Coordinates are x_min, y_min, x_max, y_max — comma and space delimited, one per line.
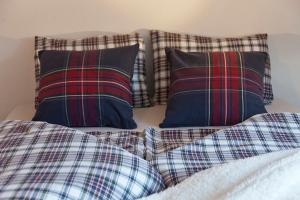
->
0, 0, 300, 119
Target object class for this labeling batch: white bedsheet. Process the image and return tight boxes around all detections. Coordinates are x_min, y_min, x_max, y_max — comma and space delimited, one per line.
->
5, 98, 300, 132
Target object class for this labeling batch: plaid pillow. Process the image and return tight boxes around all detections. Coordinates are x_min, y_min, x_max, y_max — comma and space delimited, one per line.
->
33, 45, 139, 128
151, 30, 273, 105
35, 33, 150, 108
160, 49, 267, 127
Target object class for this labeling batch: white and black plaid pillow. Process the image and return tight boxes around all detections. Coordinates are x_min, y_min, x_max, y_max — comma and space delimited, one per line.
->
34, 33, 150, 108
151, 30, 273, 105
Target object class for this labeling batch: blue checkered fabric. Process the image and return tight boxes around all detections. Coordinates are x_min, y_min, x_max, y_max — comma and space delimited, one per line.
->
86, 131, 145, 158
145, 127, 219, 160
145, 113, 300, 186
0, 121, 165, 200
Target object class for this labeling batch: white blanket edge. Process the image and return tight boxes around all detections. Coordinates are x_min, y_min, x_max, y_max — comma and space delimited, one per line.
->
140, 149, 300, 200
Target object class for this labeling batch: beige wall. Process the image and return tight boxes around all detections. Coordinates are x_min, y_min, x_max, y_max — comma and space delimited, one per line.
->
0, 0, 300, 119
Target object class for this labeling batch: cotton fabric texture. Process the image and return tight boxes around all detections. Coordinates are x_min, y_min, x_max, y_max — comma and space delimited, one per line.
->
151, 30, 273, 105
148, 113, 300, 186
160, 49, 267, 128
0, 120, 165, 200
33, 44, 139, 128
34, 33, 150, 108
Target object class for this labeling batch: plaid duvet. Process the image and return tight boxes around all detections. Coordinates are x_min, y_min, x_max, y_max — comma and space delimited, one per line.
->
2, 113, 300, 197
151, 30, 273, 105
145, 113, 300, 186
0, 121, 165, 200
86, 131, 145, 158
145, 127, 219, 160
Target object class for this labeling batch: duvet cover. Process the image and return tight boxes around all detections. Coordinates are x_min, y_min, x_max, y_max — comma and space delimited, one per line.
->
1, 113, 300, 200
0, 121, 164, 200
145, 112, 300, 186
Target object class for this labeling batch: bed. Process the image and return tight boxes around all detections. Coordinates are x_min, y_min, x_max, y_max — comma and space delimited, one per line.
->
1, 30, 300, 200
2, 100, 300, 200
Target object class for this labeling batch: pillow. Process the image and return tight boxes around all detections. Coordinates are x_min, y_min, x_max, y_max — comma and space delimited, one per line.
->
151, 30, 273, 105
34, 33, 150, 109
33, 44, 139, 128
160, 49, 267, 128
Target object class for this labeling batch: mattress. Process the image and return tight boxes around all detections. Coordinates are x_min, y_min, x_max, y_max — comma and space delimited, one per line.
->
5, 98, 300, 132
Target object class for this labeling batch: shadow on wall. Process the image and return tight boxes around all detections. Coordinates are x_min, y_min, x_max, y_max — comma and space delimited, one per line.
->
268, 33, 300, 108
0, 36, 35, 120
0, 31, 300, 120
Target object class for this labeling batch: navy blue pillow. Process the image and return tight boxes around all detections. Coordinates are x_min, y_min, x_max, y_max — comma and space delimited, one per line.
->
160, 48, 267, 128
33, 44, 139, 129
